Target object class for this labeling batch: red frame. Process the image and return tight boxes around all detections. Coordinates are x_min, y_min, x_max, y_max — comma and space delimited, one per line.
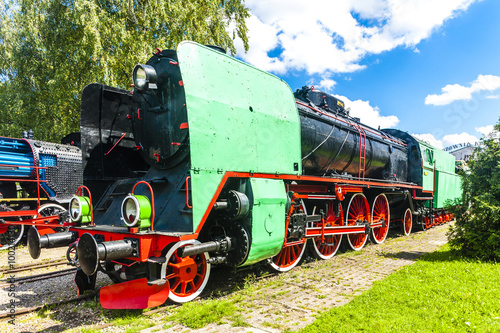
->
71, 171, 427, 265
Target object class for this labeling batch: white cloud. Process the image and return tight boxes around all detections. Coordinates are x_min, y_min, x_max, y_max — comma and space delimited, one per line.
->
236, 0, 478, 76
486, 95, 499, 99
476, 124, 500, 139
412, 133, 444, 149
476, 125, 494, 137
336, 95, 400, 129
317, 78, 336, 92
233, 15, 286, 73
425, 74, 500, 105
442, 132, 479, 146
413, 132, 480, 149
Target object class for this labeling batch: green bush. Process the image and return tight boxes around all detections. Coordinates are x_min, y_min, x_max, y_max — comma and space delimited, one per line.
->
448, 119, 500, 261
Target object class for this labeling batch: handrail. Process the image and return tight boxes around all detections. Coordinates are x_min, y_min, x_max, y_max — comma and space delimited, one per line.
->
185, 176, 192, 209
296, 101, 406, 146
351, 122, 367, 179
0, 163, 51, 214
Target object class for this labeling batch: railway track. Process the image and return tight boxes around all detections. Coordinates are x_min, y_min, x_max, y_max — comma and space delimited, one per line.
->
0, 277, 250, 321
0, 267, 87, 320
0, 293, 96, 320
0, 264, 277, 320
0, 259, 68, 274
0, 268, 76, 288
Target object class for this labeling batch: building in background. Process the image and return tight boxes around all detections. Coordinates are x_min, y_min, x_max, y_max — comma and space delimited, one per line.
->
444, 142, 482, 162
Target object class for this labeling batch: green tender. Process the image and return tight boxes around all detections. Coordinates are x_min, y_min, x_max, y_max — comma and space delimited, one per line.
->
418, 141, 462, 208
177, 42, 300, 259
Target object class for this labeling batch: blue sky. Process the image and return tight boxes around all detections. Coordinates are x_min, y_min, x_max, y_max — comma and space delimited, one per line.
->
234, 0, 499, 149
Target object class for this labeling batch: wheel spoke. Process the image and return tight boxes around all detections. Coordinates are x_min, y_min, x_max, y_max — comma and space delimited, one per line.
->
269, 242, 306, 272
346, 194, 369, 250
402, 208, 412, 236
165, 240, 210, 303
171, 279, 181, 291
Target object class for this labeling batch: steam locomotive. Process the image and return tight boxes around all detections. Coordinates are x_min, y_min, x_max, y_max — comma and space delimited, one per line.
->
0, 132, 82, 248
28, 41, 461, 309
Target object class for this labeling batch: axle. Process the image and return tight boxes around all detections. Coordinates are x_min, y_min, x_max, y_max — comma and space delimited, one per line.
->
178, 237, 232, 258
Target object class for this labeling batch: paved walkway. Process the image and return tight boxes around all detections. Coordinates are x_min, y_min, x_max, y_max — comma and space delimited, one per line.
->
144, 223, 451, 332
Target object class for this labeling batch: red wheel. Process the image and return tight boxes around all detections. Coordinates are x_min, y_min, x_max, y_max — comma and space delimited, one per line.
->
164, 240, 210, 303
309, 201, 343, 260
402, 208, 412, 236
371, 194, 390, 244
346, 193, 370, 251
424, 215, 431, 229
269, 240, 306, 272
269, 200, 307, 272
66, 243, 78, 263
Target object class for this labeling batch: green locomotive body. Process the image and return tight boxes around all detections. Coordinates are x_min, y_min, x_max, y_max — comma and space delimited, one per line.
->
29, 42, 462, 309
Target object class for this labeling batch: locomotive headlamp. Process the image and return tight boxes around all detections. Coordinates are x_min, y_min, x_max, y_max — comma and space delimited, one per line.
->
121, 194, 152, 228
132, 64, 157, 90
69, 196, 92, 224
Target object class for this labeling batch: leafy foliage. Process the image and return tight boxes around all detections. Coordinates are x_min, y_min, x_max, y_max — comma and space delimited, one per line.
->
448, 119, 500, 261
0, 0, 249, 142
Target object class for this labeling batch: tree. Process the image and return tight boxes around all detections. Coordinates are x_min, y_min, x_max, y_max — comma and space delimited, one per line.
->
0, 0, 249, 142
448, 119, 500, 260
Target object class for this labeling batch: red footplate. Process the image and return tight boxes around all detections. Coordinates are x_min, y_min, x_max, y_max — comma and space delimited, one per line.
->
100, 278, 169, 309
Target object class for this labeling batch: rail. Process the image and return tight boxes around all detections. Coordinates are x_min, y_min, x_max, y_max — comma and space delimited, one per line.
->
0, 162, 50, 217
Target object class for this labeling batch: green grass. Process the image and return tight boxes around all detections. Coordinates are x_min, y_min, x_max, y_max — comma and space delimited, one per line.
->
301, 244, 500, 333
170, 298, 238, 329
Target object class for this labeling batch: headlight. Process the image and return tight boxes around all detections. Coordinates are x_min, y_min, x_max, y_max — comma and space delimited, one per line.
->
132, 64, 157, 90
121, 194, 152, 228
70, 196, 91, 223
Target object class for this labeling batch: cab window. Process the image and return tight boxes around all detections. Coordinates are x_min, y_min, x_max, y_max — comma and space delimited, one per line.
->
424, 149, 433, 164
